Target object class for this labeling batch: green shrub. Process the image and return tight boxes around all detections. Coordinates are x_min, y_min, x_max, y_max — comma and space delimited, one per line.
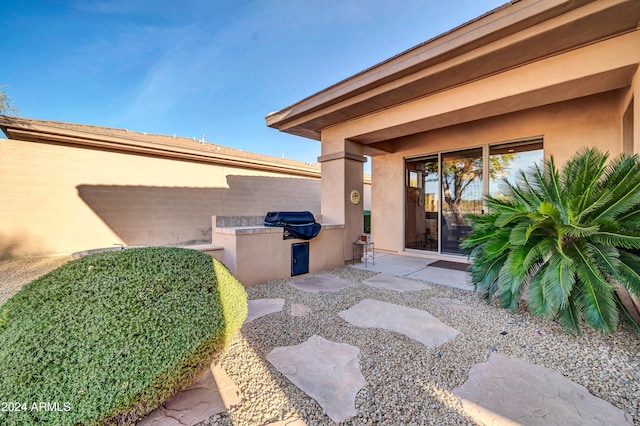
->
462, 148, 640, 335
0, 247, 247, 425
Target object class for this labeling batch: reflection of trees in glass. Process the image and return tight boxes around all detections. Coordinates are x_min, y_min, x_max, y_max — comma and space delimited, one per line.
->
428, 154, 515, 223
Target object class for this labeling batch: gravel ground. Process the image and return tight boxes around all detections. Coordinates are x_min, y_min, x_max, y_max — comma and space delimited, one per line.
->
207, 267, 640, 426
0, 256, 72, 305
2, 258, 638, 425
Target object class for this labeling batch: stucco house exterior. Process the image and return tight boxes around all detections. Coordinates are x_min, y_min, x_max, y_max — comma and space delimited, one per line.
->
267, 0, 640, 264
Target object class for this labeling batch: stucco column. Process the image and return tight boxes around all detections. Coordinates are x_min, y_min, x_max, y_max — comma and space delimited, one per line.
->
318, 132, 366, 263
634, 69, 640, 155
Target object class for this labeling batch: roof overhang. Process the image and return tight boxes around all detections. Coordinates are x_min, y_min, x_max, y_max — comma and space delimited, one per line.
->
0, 117, 323, 178
266, 0, 640, 144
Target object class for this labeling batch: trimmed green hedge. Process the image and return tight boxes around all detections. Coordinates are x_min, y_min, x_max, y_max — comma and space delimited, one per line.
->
0, 247, 247, 425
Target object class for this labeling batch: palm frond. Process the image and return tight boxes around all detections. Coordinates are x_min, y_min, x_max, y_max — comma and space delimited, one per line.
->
494, 211, 529, 228
592, 232, 640, 250
541, 252, 575, 310
617, 209, 640, 229
573, 280, 618, 334
592, 154, 640, 221
481, 229, 512, 258
526, 267, 557, 318
570, 243, 618, 333
555, 294, 582, 335
515, 169, 543, 205
497, 245, 531, 310
558, 223, 600, 239
469, 251, 507, 301
525, 221, 554, 243
509, 222, 532, 246
617, 250, 640, 298
563, 147, 607, 213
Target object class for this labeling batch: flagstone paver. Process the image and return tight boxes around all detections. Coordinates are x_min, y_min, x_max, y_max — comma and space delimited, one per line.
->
245, 298, 285, 324
139, 364, 240, 426
430, 297, 474, 311
338, 299, 459, 347
290, 303, 311, 317
453, 353, 634, 426
363, 273, 432, 292
288, 274, 356, 292
266, 335, 366, 423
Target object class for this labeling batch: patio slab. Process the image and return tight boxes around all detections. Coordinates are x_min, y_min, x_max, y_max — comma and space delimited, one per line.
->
266, 335, 366, 423
407, 266, 474, 290
245, 298, 285, 324
289, 274, 356, 292
350, 253, 474, 290
351, 252, 434, 276
363, 273, 432, 292
338, 299, 459, 347
453, 353, 634, 425
139, 364, 240, 426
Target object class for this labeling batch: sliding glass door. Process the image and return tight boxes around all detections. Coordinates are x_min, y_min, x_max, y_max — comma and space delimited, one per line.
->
440, 148, 483, 254
405, 156, 438, 251
404, 140, 543, 256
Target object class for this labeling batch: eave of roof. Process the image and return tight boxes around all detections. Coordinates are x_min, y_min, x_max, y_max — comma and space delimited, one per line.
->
266, 0, 638, 140
0, 116, 323, 178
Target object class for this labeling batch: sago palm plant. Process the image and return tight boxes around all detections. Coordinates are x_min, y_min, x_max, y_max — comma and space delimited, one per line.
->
462, 148, 640, 334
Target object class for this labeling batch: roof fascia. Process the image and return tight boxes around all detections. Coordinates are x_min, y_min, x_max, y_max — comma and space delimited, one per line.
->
1, 121, 322, 179
266, 0, 583, 128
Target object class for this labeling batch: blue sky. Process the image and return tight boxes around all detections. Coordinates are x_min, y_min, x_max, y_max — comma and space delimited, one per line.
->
1, 0, 506, 166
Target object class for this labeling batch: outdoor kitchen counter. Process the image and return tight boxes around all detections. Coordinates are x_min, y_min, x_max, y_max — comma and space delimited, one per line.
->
213, 223, 344, 235
210, 215, 346, 286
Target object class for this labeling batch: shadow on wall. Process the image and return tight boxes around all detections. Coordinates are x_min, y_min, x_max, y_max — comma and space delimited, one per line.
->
77, 175, 321, 248
0, 234, 27, 260
223, 175, 320, 215
77, 186, 222, 247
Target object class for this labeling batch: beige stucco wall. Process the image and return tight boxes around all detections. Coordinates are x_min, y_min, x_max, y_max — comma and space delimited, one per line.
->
370, 90, 625, 255
212, 225, 345, 286
0, 139, 338, 258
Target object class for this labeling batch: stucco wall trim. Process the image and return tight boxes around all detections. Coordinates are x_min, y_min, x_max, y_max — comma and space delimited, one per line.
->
317, 151, 367, 163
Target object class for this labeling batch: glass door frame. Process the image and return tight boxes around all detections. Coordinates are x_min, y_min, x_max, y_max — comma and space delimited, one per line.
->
403, 138, 542, 257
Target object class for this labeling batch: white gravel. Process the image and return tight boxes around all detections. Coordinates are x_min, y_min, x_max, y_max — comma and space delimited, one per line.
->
2, 259, 638, 425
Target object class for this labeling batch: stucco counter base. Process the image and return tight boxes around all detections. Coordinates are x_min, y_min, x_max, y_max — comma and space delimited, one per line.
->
211, 216, 345, 286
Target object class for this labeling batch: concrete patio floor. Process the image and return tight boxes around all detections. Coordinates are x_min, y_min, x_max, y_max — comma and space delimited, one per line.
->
349, 252, 474, 291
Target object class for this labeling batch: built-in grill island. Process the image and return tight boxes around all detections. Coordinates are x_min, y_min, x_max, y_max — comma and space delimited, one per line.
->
264, 211, 322, 276
210, 214, 343, 285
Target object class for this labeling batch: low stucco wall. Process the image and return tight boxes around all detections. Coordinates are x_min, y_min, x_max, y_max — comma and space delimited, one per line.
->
211, 219, 345, 286
0, 139, 328, 258
370, 90, 626, 255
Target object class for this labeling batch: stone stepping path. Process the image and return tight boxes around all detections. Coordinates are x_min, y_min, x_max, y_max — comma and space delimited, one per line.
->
139, 364, 240, 426
363, 273, 432, 292
290, 303, 311, 317
245, 298, 285, 324
430, 297, 474, 311
338, 299, 459, 347
288, 274, 356, 292
266, 335, 366, 423
453, 353, 633, 425
255, 275, 636, 424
